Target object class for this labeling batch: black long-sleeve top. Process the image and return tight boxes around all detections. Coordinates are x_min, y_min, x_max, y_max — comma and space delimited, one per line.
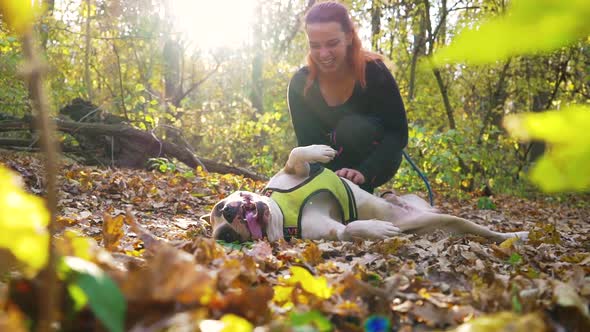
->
287, 59, 408, 183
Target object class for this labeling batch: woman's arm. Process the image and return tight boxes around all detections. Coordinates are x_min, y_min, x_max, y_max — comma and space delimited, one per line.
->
357, 61, 409, 184
287, 70, 329, 146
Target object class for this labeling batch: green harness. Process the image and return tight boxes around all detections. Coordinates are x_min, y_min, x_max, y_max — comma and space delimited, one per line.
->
262, 166, 358, 239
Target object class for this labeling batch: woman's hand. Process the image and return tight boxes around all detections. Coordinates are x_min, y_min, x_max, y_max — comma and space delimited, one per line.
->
335, 168, 365, 185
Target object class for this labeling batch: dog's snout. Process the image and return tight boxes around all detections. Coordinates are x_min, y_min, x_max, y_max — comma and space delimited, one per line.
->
215, 225, 240, 243
221, 203, 240, 222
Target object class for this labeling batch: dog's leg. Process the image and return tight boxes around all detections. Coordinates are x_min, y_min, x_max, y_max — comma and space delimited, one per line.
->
302, 216, 402, 241
394, 213, 528, 242
344, 179, 527, 242
284, 145, 336, 177
338, 219, 402, 241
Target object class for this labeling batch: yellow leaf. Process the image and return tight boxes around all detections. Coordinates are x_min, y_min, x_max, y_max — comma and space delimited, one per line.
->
432, 0, 590, 65
0, 166, 49, 275
503, 106, 590, 192
499, 237, 519, 249
272, 285, 296, 310
56, 230, 94, 261
0, 0, 40, 34
220, 314, 253, 332
287, 266, 333, 299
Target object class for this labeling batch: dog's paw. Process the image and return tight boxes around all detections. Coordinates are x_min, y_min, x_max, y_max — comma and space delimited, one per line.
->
512, 231, 529, 241
496, 231, 529, 242
342, 219, 402, 240
303, 145, 336, 163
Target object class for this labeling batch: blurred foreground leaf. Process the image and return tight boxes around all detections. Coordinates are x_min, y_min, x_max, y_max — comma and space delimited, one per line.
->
432, 0, 590, 65
289, 310, 332, 332
503, 106, 590, 192
0, 165, 49, 275
0, 0, 39, 34
273, 266, 333, 310
553, 281, 590, 319
61, 256, 126, 332
220, 314, 253, 332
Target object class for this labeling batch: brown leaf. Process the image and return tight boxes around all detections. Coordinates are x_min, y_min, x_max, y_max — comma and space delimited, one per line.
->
212, 286, 273, 324
102, 213, 125, 251
0, 304, 28, 332
302, 241, 324, 266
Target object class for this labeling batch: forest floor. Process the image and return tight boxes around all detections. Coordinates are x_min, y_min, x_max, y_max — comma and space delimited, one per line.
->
1, 149, 589, 332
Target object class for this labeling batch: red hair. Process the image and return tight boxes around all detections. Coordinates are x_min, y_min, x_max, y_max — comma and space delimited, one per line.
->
303, 1, 382, 95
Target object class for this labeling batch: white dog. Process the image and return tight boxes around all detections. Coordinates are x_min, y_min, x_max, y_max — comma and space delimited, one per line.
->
205, 145, 528, 243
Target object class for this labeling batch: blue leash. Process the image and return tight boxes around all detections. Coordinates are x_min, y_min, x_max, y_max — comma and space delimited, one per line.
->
402, 150, 434, 206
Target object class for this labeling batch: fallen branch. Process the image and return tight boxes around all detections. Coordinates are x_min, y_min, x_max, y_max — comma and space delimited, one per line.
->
0, 119, 267, 181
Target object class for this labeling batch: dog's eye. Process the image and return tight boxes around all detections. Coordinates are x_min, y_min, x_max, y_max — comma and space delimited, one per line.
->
214, 201, 225, 213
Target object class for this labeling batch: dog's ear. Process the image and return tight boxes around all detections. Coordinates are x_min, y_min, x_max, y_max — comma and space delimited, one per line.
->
200, 213, 211, 225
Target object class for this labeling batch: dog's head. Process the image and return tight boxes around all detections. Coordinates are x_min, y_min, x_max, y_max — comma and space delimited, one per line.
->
205, 191, 276, 242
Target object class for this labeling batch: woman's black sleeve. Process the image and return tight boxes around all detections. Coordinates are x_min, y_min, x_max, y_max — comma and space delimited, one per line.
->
287, 72, 329, 147
357, 62, 409, 183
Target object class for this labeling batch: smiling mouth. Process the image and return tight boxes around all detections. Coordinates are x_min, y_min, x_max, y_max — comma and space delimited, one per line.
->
319, 58, 335, 66
241, 201, 267, 240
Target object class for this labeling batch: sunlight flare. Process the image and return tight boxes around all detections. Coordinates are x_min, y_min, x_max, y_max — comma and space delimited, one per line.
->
170, 0, 256, 51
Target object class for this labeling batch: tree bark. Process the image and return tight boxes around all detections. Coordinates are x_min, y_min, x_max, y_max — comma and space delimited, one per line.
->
408, 3, 426, 101
40, 0, 55, 50
477, 59, 511, 143
424, 0, 455, 130
433, 68, 455, 129
84, 0, 93, 100
370, 0, 382, 52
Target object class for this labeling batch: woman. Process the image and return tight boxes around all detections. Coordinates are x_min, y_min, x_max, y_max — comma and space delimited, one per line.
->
288, 1, 408, 193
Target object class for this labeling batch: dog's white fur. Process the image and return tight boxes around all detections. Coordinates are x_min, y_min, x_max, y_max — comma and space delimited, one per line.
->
207, 145, 528, 243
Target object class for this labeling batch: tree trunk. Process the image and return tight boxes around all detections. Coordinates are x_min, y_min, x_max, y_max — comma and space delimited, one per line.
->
408, 3, 426, 101
477, 59, 511, 143
250, 0, 264, 114
424, 0, 455, 130
40, 0, 55, 50
370, 0, 382, 52
433, 68, 455, 129
163, 39, 182, 106
84, 0, 93, 100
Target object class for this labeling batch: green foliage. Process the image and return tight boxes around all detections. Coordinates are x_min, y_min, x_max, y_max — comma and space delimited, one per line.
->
60, 257, 126, 332
432, 0, 590, 65
289, 310, 332, 332
147, 157, 177, 173
0, 30, 28, 118
477, 197, 496, 210
199, 103, 293, 176
393, 124, 521, 195
508, 253, 523, 267
217, 240, 254, 250
505, 106, 590, 192
511, 284, 523, 313
432, 0, 590, 194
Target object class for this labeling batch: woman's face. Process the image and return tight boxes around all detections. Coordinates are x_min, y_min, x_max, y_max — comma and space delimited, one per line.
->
306, 22, 352, 74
